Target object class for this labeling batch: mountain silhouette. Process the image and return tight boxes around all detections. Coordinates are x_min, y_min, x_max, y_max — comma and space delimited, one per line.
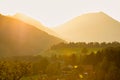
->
0, 14, 63, 56
53, 12, 120, 42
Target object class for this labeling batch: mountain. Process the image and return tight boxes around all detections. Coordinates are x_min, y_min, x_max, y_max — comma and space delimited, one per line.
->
0, 14, 63, 56
53, 12, 120, 42
13, 13, 59, 37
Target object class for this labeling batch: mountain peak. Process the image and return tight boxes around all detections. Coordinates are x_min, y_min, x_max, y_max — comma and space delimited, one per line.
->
79, 12, 110, 18
53, 12, 120, 42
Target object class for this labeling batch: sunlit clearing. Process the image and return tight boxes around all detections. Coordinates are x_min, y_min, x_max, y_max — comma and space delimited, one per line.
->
74, 65, 78, 69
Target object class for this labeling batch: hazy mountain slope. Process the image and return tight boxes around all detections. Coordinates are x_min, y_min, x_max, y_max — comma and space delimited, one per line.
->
13, 13, 59, 37
53, 12, 120, 42
0, 14, 63, 56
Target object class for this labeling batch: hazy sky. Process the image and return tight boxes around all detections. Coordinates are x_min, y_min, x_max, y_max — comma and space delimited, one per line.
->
0, 0, 120, 27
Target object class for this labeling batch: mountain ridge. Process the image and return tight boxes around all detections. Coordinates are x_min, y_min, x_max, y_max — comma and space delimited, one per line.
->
0, 14, 64, 56
13, 13, 60, 38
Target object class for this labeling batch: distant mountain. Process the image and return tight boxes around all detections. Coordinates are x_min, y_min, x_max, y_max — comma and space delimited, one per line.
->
13, 13, 59, 37
0, 14, 63, 56
53, 12, 120, 42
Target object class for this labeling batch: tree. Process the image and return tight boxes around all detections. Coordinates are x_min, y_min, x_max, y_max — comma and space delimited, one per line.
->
81, 47, 88, 55
0, 60, 31, 80
46, 61, 61, 76
105, 63, 120, 80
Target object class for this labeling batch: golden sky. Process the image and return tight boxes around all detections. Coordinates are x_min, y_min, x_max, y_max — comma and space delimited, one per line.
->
0, 0, 120, 27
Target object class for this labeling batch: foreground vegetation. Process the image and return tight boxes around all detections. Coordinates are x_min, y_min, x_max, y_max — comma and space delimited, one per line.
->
0, 42, 120, 80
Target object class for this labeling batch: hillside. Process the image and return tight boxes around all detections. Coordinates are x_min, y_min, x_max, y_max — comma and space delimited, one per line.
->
0, 14, 63, 56
53, 12, 120, 42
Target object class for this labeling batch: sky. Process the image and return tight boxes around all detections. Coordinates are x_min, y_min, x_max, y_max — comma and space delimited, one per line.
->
0, 0, 120, 27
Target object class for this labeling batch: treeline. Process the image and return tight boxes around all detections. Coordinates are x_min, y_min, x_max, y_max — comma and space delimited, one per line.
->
51, 41, 120, 49
0, 42, 120, 80
44, 41, 120, 56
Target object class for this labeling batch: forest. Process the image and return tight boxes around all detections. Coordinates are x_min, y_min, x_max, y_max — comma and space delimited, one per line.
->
0, 41, 120, 80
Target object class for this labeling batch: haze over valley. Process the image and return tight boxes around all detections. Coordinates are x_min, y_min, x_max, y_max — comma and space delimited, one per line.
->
0, 11, 120, 56
0, 0, 120, 80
